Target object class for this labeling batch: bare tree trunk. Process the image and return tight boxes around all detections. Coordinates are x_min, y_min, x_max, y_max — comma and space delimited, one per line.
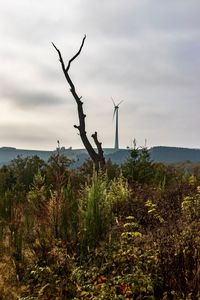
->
52, 36, 105, 170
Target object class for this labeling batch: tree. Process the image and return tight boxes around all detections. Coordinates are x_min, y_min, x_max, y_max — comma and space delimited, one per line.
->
123, 147, 154, 183
52, 36, 105, 170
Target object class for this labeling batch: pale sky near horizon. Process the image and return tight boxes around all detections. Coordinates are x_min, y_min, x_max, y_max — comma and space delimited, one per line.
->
0, 0, 200, 150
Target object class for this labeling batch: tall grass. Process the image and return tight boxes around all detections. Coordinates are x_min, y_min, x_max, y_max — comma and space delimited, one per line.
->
60, 181, 79, 247
79, 172, 111, 255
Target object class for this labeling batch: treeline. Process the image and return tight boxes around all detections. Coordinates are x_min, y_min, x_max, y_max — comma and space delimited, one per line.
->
150, 146, 200, 163
0, 148, 199, 299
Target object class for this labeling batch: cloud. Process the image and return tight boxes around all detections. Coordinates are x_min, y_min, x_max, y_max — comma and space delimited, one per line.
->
0, 123, 56, 148
0, 79, 65, 109
0, 0, 200, 149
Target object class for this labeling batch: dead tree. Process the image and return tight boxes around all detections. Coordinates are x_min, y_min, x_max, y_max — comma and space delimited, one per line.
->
52, 35, 105, 170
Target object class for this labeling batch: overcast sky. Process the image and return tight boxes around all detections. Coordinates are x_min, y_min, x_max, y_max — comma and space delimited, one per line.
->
0, 0, 200, 150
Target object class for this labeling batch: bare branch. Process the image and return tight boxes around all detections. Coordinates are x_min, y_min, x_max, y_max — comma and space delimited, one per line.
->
52, 42, 66, 74
52, 36, 105, 170
66, 35, 86, 72
74, 125, 80, 130
92, 132, 105, 166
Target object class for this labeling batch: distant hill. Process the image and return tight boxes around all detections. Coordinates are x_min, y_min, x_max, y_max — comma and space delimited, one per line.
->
0, 147, 51, 166
0, 147, 131, 167
149, 146, 200, 163
0, 146, 200, 167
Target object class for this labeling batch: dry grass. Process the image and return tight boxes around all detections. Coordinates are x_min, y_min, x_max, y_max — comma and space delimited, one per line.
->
0, 228, 19, 300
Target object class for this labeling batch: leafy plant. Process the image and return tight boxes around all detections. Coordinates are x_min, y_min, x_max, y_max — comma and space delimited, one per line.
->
79, 172, 112, 255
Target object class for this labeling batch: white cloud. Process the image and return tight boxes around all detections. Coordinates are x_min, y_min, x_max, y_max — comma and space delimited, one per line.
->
0, 0, 199, 150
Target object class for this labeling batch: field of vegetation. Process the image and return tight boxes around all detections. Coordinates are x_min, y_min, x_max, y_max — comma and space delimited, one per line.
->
0, 147, 199, 299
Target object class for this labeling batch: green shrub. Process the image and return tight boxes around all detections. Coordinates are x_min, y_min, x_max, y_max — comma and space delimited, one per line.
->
79, 172, 112, 255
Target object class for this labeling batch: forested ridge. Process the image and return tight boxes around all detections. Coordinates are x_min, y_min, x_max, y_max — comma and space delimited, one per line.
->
0, 147, 199, 299
2, 146, 200, 167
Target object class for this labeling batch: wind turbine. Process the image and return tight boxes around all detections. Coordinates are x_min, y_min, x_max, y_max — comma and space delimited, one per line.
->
111, 98, 123, 150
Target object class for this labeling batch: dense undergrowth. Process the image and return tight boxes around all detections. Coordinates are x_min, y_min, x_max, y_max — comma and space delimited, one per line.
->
0, 147, 199, 299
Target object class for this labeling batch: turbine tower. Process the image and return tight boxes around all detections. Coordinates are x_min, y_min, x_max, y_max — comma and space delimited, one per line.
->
112, 98, 123, 150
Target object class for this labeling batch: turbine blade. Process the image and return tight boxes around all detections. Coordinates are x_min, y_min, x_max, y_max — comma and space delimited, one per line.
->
117, 100, 124, 106
111, 97, 116, 107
